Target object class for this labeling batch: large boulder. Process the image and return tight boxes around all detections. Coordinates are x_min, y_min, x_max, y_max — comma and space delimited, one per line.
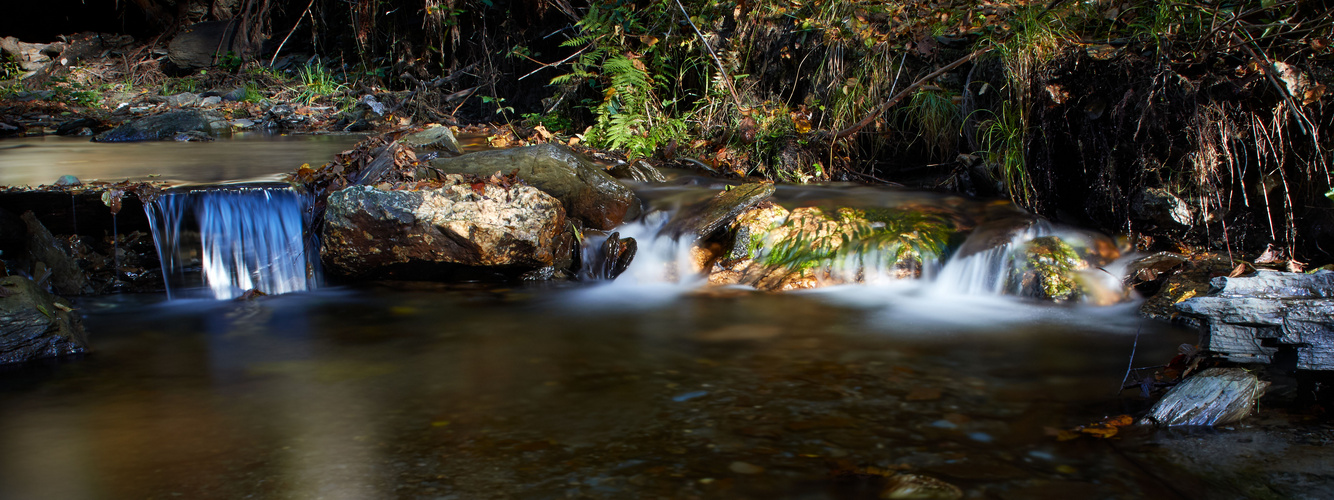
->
93, 110, 227, 142
429, 144, 639, 230
167, 20, 250, 71
0, 276, 88, 365
321, 176, 570, 279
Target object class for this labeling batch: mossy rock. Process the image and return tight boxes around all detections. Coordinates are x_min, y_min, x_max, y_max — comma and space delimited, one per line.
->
1009, 236, 1084, 302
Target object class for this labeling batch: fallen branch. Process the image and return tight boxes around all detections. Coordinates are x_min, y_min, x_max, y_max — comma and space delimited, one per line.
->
831, 48, 986, 139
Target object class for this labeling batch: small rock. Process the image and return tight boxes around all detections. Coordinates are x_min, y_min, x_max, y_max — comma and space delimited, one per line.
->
54, 175, 81, 186
881, 474, 963, 500
1131, 187, 1194, 230
400, 125, 462, 155
1142, 367, 1269, 426
231, 118, 256, 130
199, 96, 223, 107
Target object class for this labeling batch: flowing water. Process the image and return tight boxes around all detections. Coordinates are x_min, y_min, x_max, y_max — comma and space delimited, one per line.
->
0, 139, 1324, 499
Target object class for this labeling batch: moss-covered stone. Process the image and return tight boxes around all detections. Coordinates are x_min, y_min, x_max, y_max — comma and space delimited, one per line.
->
1009, 236, 1084, 302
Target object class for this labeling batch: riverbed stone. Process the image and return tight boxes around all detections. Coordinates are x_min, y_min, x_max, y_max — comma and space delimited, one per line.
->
92, 110, 224, 142
0, 275, 88, 365
321, 177, 568, 279
400, 125, 462, 155
429, 144, 640, 230
1142, 367, 1268, 426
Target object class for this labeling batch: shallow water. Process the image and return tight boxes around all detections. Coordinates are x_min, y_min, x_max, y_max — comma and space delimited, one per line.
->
0, 133, 363, 186
0, 285, 1203, 499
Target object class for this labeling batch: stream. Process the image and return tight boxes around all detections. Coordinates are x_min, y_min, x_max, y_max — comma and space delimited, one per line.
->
0, 136, 1324, 499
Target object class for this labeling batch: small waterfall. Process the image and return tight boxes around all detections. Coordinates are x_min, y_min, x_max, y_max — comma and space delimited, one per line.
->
145, 185, 318, 299
931, 219, 1052, 295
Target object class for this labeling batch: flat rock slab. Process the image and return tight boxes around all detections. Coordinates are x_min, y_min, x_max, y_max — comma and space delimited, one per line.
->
429, 144, 639, 230
0, 275, 87, 365
1176, 271, 1334, 370
321, 177, 567, 279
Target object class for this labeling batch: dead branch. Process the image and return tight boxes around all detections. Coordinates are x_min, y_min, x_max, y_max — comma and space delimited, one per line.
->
831, 48, 987, 139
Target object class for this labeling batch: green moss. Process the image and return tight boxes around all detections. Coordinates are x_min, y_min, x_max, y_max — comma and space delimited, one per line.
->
1011, 236, 1083, 301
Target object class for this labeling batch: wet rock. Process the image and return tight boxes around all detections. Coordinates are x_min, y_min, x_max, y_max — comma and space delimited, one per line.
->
880, 474, 963, 500
53, 175, 81, 187
664, 182, 776, 240
167, 21, 251, 71
22, 211, 91, 296
1138, 253, 1234, 321
92, 110, 224, 142
230, 119, 255, 130
1008, 236, 1083, 302
1175, 271, 1334, 369
55, 118, 101, 136
1142, 367, 1268, 426
321, 177, 567, 279
595, 232, 636, 280
608, 160, 667, 183
0, 275, 88, 365
199, 96, 223, 107
1124, 252, 1188, 293
1131, 187, 1194, 230
400, 125, 462, 156
430, 144, 640, 230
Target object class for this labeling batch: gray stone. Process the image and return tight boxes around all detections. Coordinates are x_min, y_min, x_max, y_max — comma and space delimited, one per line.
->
1131, 187, 1194, 230
230, 118, 255, 129
92, 110, 220, 142
164, 92, 199, 107
1176, 271, 1334, 369
400, 125, 462, 155
199, 96, 223, 107
429, 144, 640, 230
0, 276, 88, 366
321, 178, 568, 278
1142, 368, 1268, 426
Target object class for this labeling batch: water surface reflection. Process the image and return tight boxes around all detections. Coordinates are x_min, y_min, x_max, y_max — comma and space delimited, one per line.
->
0, 287, 1196, 499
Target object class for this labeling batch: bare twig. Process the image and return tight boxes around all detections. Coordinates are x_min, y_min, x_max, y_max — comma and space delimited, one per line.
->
518, 39, 598, 81
673, 0, 746, 113
832, 48, 986, 139
1119, 326, 1141, 395
270, 0, 317, 67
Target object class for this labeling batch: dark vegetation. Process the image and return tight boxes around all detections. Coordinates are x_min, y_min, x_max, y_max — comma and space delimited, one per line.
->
2, 0, 1332, 262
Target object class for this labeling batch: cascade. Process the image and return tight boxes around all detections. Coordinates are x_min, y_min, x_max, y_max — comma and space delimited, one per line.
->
930, 220, 1053, 295
145, 185, 318, 299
